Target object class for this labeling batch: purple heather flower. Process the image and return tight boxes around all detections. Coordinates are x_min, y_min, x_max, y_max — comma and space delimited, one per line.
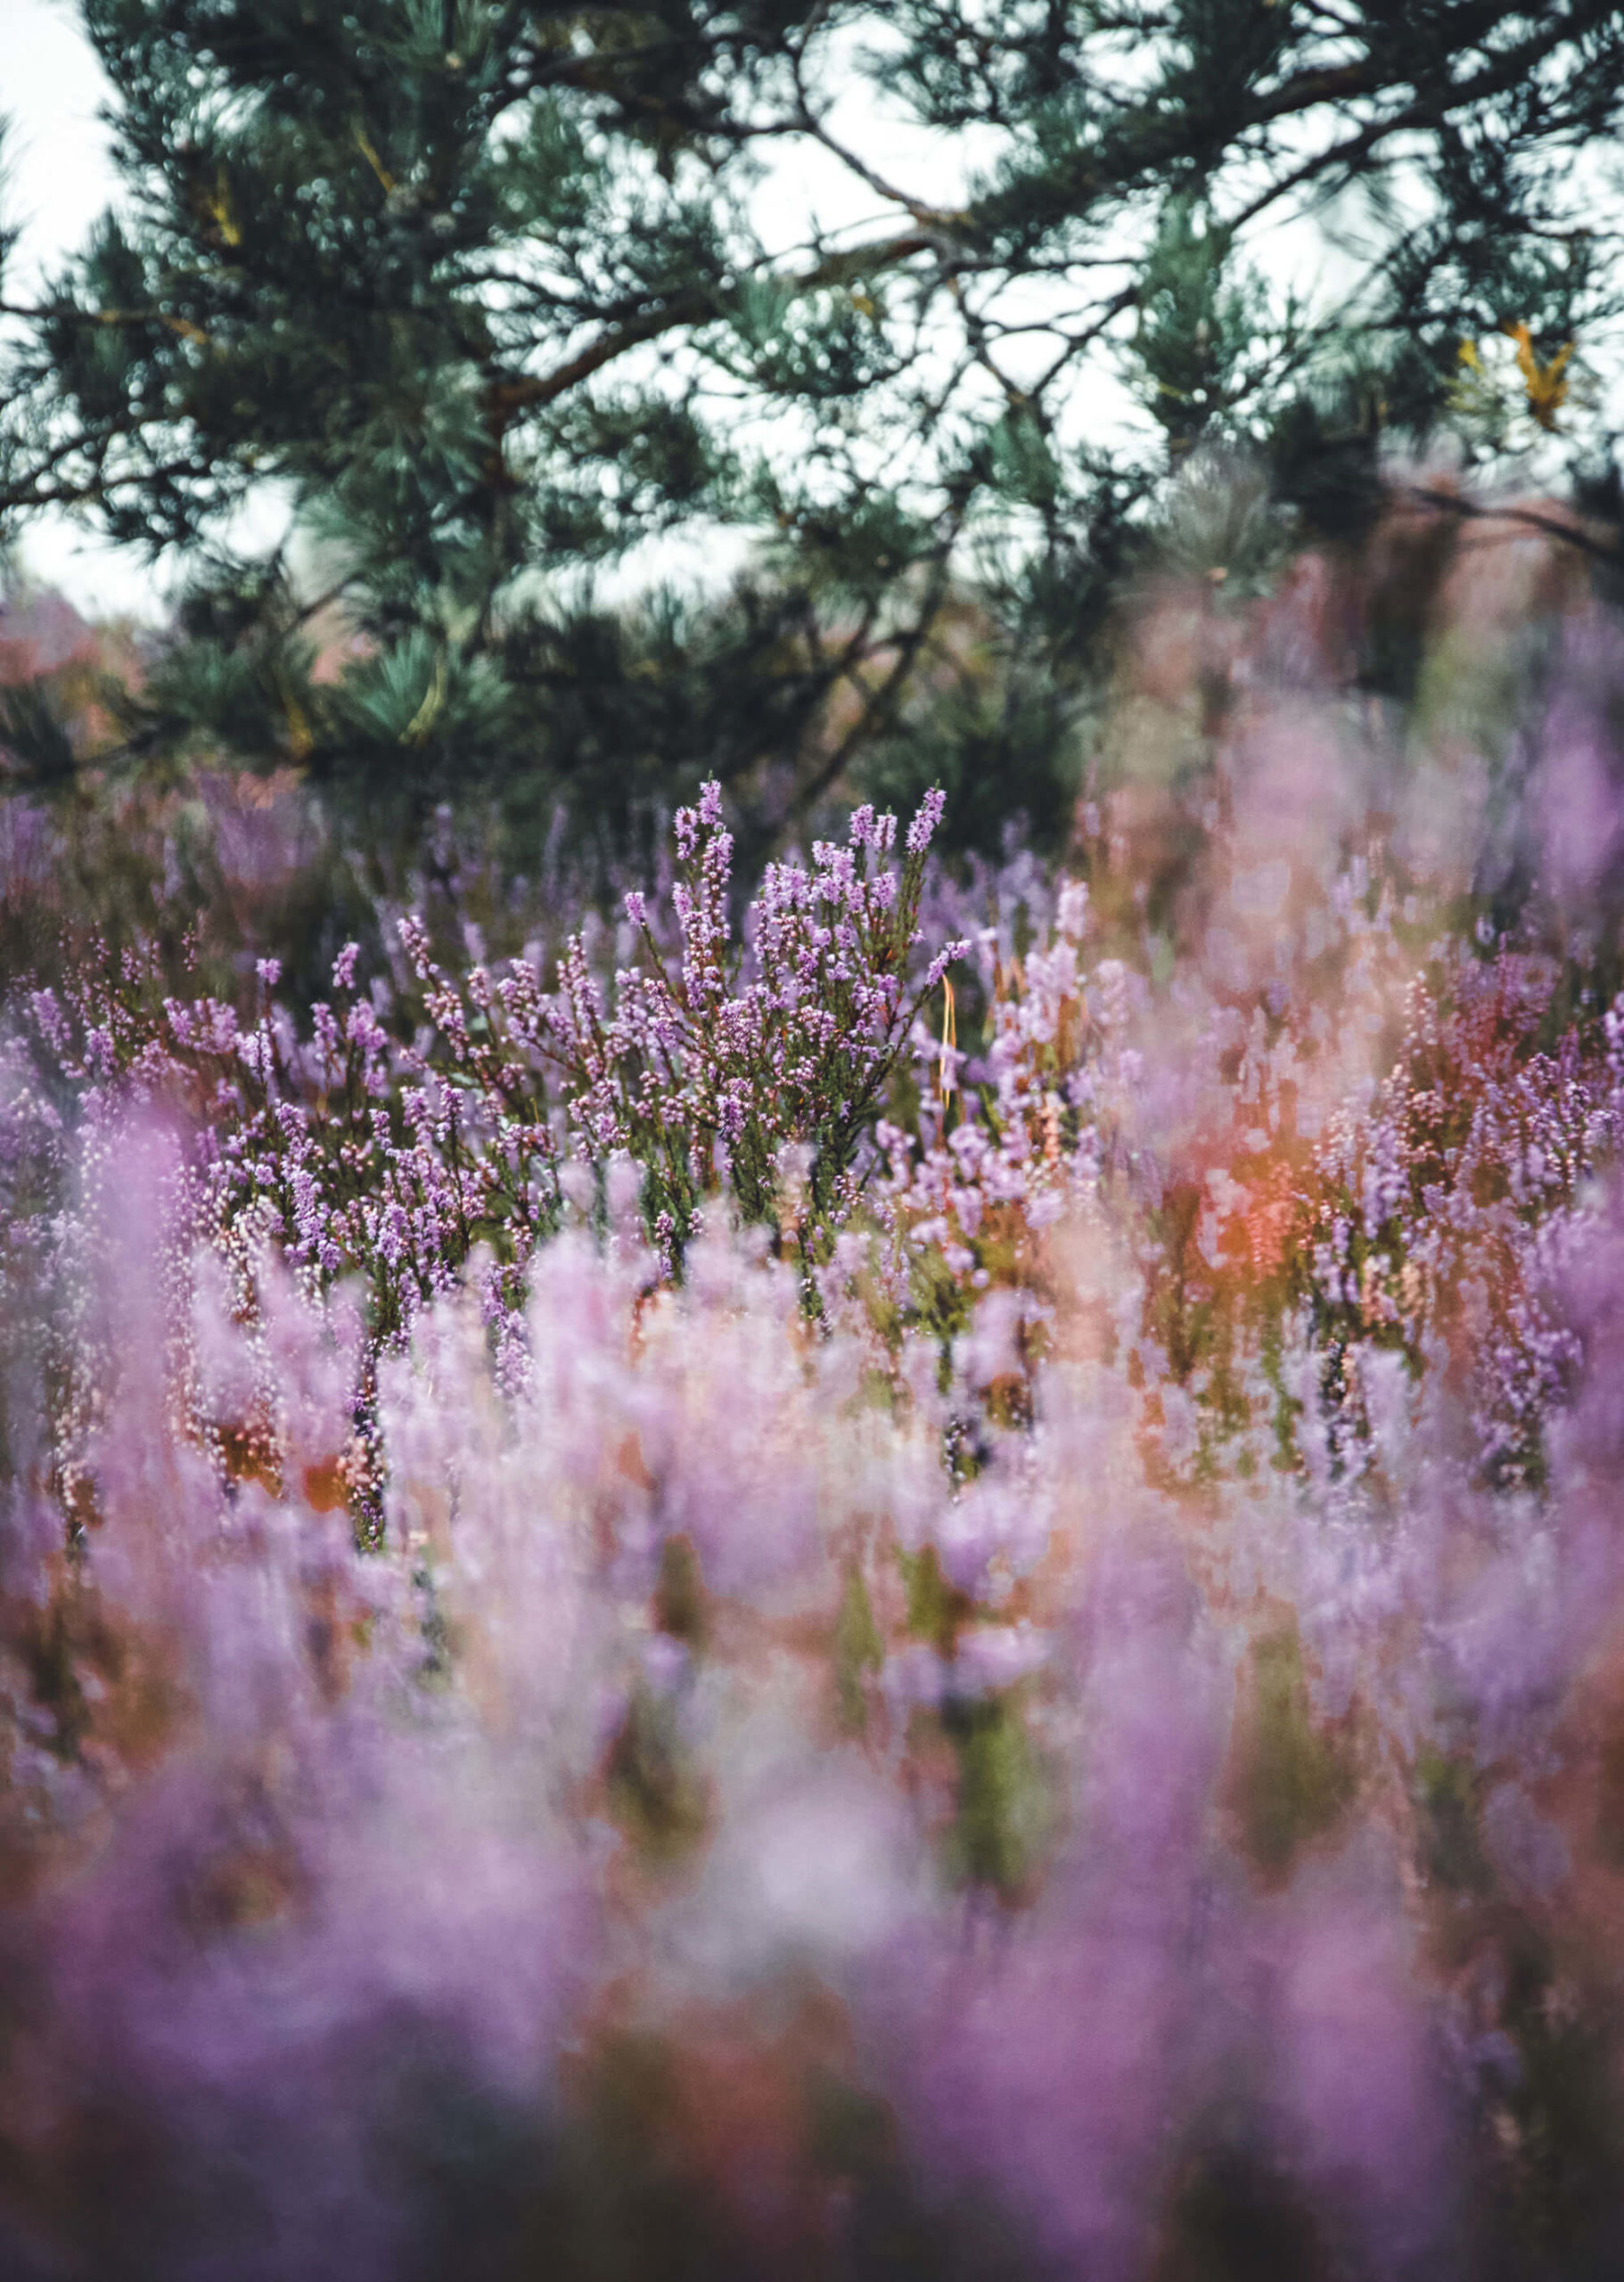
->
906, 785, 947, 855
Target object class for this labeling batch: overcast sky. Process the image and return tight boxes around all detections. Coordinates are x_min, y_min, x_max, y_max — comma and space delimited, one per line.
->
5, 0, 120, 294
4, 0, 150, 612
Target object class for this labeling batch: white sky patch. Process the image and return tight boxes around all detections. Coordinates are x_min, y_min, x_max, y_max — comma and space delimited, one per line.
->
3, 0, 162, 615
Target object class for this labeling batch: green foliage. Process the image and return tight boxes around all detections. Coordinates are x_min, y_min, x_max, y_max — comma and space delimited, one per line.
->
900, 1545, 974, 1656
940, 1689, 1055, 1902
0, 682, 79, 791
833, 1564, 883, 1735
1228, 1620, 1357, 1884
1128, 201, 1284, 459
1412, 1747, 1493, 1897
604, 1684, 712, 1865
3, 3, 1622, 852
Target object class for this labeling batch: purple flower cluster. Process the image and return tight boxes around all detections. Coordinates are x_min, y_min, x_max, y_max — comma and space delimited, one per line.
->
1300, 947, 1624, 1484
9, 540, 1624, 2278
509, 780, 965, 1268
4, 785, 961, 1452
6, 1102, 1624, 2277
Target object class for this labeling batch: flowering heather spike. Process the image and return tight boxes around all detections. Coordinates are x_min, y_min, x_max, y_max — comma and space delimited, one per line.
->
906, 785, 947, 856
938, 975, 957, 1112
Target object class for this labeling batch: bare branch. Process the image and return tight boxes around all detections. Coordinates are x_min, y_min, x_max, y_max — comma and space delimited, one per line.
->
1400, 483, 1622, 567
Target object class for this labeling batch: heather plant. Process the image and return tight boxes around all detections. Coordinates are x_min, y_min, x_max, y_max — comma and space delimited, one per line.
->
3, 781, 964, 1510
1296, 946, 1624, 1488
866, 583, 1624, 1495
8, 522, 1624, 2278
401, 780, 966, 1279
0, 757, 604, 1015
8, 1112, 1624, 2278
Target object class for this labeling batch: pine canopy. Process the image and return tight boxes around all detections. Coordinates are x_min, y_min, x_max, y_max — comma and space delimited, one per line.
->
3, 1, 1622, 846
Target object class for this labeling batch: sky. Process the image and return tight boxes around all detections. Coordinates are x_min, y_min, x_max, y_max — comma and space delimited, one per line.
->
4, 0, 120, 295
4, 0, 149, 614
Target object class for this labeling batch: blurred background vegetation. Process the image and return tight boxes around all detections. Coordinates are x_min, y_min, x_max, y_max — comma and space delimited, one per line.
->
2, 0, 1623, 899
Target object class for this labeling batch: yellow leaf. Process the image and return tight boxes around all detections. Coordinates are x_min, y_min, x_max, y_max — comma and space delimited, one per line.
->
283, 694, 313, 761
206, 167, 242, 248
355, 127, 397, 197
405, 658, 447, 745
939, 975, 957, 1112
1506, 321, 1573, 431
96, 308, 209, 347
275, 668, 313, 760
1457, 338, 1482, 372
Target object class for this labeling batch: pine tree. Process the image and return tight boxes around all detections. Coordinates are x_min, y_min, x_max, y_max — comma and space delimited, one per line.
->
2, 2, 1621, 851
